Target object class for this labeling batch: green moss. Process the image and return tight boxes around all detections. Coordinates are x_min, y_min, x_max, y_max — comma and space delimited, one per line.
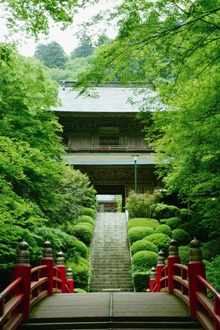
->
131, 239, 158, 256
128, 218, 159, 230
128, 226, 154, 245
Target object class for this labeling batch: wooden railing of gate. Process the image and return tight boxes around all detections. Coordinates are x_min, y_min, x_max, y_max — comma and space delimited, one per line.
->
0, 240, 74, 330
149, 238, 220, 330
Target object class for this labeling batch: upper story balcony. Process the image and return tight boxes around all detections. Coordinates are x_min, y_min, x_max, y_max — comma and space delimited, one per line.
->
65, 144, 154, 153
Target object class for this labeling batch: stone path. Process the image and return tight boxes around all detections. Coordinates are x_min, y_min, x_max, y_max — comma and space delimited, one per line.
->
89, 212, 133, 292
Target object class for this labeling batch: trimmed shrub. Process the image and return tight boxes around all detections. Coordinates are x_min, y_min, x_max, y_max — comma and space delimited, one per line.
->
131, 240, 158, 256
155, 224, 172, 237
128, 218, 159, 230
144, 233, 171, 252
166, 217, 181, 229
202, 238, 220, 261
160, 219, 167, 224
204, 256, 220, 299
179, 246, 190, 265
66, 257, 89, 291
125, 191, 161, 218
75, 288, 87, 293
65, 239, 88, 259
172, 229, 190, 246
77, 222, 94, 231
82, 207, 95, 219
76, 215, 94, 226
152, 203, 180, 220
73, 224, 93, 246
132, 271, 150, 292
132, 250, 158, 271
179, 208, 195, 223
128, 227, 154, 245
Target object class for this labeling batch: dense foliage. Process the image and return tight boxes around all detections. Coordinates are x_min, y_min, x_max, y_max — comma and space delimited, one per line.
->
128, 226, 154, 245
0, 44, 97, 291
128, 218, 159, 230
131, 240, 158, 256
71, 0, 220, 242
1, 0, 97, 37
34, 42, 68, 69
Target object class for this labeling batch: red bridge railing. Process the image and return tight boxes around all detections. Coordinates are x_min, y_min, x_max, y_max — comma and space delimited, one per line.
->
149, 238, 220, 330
0, 240, 74, 330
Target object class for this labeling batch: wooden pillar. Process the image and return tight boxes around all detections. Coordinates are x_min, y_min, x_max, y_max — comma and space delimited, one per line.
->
156, 250, 165, 292
188, 238, 206, 320
149, 266, 156, 292
168, 239, 180, 294
66, 268, 74, 293
57, 251, 66, 293
41, 240, 54, 296
13, 240, 31, 323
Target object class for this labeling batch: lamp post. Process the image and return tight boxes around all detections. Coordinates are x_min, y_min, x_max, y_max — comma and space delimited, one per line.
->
132, 155, 139, 193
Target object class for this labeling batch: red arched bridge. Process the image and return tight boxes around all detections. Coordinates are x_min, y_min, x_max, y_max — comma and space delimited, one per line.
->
0, 239, 219, 330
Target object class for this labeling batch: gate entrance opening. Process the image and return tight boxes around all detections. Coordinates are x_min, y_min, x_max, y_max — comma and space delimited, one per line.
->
96, 194, 122, 212
95, 185, 125, 212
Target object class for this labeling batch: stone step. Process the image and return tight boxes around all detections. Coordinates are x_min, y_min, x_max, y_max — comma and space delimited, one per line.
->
91, 261, 131, 265
89, 212, 133, 292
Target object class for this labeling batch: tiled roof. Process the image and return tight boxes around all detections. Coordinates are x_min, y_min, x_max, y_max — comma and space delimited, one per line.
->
53, 86, 153, 113
63, 152, 157, 165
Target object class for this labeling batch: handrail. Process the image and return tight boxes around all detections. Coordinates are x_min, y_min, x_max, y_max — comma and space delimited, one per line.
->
0, 241, 74, 330
150, 238, 220, 330
65, 144, 153, 151
196, 275, 220, 330
0, 278, 24, 329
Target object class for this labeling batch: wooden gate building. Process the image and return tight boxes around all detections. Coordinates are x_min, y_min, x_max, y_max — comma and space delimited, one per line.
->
53, 82, 163, 210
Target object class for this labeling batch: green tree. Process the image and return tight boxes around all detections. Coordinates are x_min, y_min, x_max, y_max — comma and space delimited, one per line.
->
1, 0, 88, 37
34, 41, 68, 69
73, 1, 220, 237
70, 35, 94, 59
0, 44, 97, 276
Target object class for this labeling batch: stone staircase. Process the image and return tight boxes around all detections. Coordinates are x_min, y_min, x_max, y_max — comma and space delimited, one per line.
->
89, 212, 133, 292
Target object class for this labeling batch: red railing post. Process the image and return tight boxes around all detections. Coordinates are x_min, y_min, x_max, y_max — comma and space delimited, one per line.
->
66, 268, 74, 293
13, 240, 31, 323
168, 239, 180, 294
56, 251, 66, 293
149, 266, 156, 292
188, 238, 206, 321
41, 241, 54, 295
156, 250, 165, 292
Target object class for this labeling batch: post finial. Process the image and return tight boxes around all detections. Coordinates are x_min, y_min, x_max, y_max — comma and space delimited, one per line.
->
66, 268, 73, 280
189, 237, 202, 262
169, 239, 179, 256
57, 251, 65, 265
43, 240, 53, 258
157, 250, 165, 265
150, 266, 156, 279
16, 240, 30, 265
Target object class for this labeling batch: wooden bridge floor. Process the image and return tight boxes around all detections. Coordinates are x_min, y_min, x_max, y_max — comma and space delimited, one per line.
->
30, 292, 191, 320
21, 292, 203, 329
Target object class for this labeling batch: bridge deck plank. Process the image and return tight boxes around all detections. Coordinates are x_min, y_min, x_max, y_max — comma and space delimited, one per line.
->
29, 292, 191, 321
